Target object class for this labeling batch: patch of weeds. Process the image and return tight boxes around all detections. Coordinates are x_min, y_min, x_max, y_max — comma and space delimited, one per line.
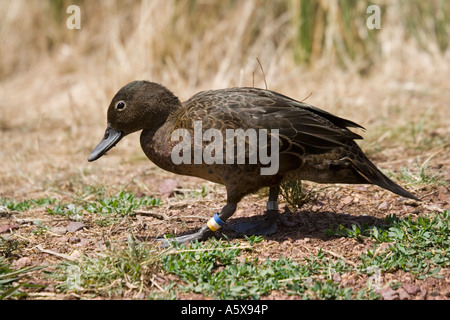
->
85, 191, 161, 216
163, 239, 374, 300
397, 155, 447, 186
191, 186, 209, 198
76, 185, 108, 200
84, 191, 162, 226
3, 192, 162, 226
0, 197, 84, 221
406, 108, 449, 150
326, 223, 366, 240
49, 235, 378, 300
245, 235, 264, 245
49, 234, 166, 298
281, 181, 305, 208
0, 197, 57, 212
382, 108, 448, 151
327, 211, 449, 279
280, 181, 321, 209
47, 203, 84, 220
32, 221, 50, 235
175, 186, 210, 200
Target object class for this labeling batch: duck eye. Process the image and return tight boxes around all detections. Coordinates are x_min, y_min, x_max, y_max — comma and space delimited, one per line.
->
116, 101, 126, 111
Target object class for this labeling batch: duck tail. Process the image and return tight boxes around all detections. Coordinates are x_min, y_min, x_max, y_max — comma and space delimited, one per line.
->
352, 158, 420, 201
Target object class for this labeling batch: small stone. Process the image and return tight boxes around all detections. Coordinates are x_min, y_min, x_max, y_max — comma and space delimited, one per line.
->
12, 257, 32, 268
378, 201, 389, 210
402, 283, 420, 295
159, 179, 181, 198
0, 224, 19, 233
342, 196, 353, 205
69, 237, 81, 244
397, 288, 411, 300
69, 250, 81, 260
56, 236, 69, 243
66, 222, 87, 233
379, 286, 398, 300
441, 285, 450, 298
437, 186, 450, 203
332, 273, 342, 283
51, 226, 67, 235
418, 288, 427, 299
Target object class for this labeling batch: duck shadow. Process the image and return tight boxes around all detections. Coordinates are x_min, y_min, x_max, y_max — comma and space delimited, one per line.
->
221, 210, 389, 242
153, 209, 391, 244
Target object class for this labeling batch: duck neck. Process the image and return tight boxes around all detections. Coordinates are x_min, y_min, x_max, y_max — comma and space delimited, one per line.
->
139, 106, 182, 173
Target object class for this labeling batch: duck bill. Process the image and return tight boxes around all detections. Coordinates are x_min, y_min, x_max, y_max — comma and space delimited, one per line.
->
88, 125, 123, 162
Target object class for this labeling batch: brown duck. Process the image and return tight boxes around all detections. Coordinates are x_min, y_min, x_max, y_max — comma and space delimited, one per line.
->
88, 81, 419, 244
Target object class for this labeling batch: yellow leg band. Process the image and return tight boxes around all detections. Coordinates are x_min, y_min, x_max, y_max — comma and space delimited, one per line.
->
207, 214, 225, 232
207, 218, 221, 232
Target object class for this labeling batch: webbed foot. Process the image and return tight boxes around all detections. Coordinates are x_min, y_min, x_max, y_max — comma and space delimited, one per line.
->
157, 225, 215, 247
226, 210, 279, 236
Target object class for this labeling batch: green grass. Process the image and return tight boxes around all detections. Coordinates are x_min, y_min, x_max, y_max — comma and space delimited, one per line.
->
0, 198, 57, 212
2, 191, 163, 227
48, 235, 378, 300
327, 211, 449, 279
83, 191, 162, 226
84, 191, 161, 216
46, 203, 84, 220
161, 237, 377, 300
0, 257, 41, 300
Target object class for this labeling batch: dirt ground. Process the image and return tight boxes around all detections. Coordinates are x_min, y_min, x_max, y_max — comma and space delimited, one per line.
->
1, 146, 449, 299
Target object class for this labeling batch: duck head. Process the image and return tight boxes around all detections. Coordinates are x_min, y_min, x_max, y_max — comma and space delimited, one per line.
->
88, 80, 180, 162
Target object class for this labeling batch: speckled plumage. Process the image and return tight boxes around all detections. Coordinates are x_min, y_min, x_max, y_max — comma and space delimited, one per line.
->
89, 81, 419, 244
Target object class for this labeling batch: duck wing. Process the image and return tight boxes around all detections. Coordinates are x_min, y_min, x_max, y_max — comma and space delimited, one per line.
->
178, 87, 364, 154
175, 87, 418, 200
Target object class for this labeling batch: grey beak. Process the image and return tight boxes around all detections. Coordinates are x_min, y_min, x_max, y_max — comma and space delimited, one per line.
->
88, 125, 123, 162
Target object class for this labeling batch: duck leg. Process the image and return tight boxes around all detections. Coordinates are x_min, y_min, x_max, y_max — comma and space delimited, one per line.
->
226, 185, 280, 236
158, 203, 237, 246
159, 185, 281, 246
